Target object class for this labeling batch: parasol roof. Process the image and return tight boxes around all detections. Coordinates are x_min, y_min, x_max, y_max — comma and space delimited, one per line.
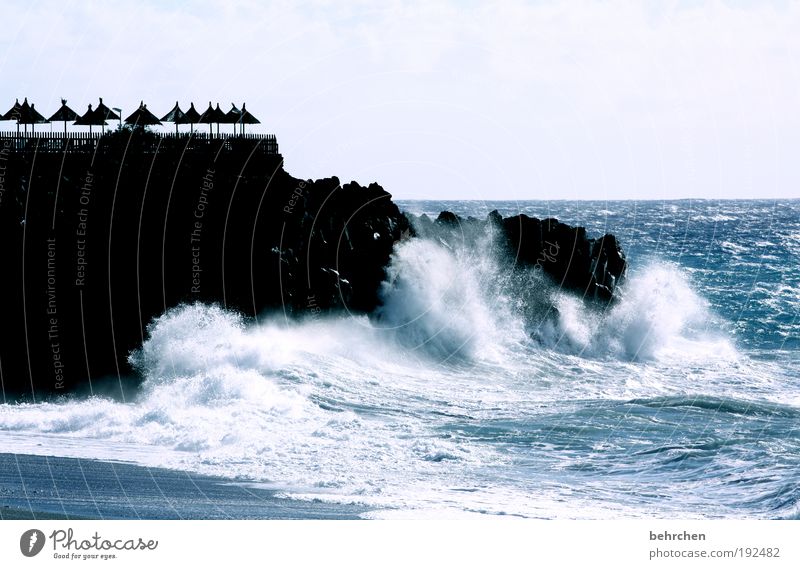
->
48, 99, 79, 122
125, 101, 162, 126
2, 98, 23, 121
237, 102, 260, 125
95, 97, 120, 121
74, 104, 108, 126
199, 102, 227, 124
224, 103, 241, 124
18, 100, 49, 125
160, 101, 185, 123
181, 102, 201, 124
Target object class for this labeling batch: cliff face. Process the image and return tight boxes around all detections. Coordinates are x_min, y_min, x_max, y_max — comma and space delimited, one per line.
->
0, 131, 410, 399
0, 131, 625, 400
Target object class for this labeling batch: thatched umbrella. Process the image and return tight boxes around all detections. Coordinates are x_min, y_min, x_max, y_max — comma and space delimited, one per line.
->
214, 103, 227, 134
18, 100, 49, 134
238, 102, 260, 135
29, 104, 49, 133
180, 102, 201, 134
224, 103, 241, 135
2, 99, 23, 134
16, 99, 32, 134
199, 102, 227, 136
74, 104, 107, 135
95, 98, 120, 133
2, 98, 22, 119
124, 101, 162, 131
160, 101, 185, 134
198, 102, 214, 136
48, 99, 79, 136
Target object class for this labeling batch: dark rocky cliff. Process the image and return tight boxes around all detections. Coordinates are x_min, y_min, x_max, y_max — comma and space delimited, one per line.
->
0, 130, 625, 400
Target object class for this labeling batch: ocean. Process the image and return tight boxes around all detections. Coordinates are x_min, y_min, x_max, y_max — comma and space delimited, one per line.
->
1, 199, 798, 519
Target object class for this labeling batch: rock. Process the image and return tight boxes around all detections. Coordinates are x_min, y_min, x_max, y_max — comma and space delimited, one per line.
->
436, 211, 460, 225
0, 130, 411, 399
0, 130, 625, 400
499, 213, 626, 300
410, 209, 627, 301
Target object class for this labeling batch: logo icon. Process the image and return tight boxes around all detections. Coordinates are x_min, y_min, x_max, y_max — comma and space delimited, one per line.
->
20, 529, 46, 557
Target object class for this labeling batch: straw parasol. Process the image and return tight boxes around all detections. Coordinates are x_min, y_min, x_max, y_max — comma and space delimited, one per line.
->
95, 98, 120, 133
18, 100, 49, 134
48, 99, 79, 136
237, 102, 260, 135
2, 99, 23, 134
160, 101, 185, 134
124, 101, 162, 129
224, 103, 241, 135
74, 104, 107, 135
180, 102, 201, 134
199, 102, 227, 136
2, 98, 22, 120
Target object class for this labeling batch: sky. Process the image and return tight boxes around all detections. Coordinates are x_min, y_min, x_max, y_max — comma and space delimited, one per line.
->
1, 0, 798, 200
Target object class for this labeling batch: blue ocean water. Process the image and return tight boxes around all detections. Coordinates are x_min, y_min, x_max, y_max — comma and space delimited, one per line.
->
0, 199, 798, 519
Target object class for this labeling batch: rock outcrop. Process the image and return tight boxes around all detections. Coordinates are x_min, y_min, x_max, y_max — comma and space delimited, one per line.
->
0, 130, 625, 400
0, 131, 410, 399
498, 213, 626, 300
411, 210, 627, 301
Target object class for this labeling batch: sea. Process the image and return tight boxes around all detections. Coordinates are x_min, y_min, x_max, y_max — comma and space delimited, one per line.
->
1, 199, 798, 519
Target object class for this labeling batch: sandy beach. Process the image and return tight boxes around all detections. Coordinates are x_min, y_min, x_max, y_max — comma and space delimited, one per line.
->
0, 453, 364, 520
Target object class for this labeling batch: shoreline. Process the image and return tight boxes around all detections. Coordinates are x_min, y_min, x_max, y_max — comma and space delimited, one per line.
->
0, 453, 365, 520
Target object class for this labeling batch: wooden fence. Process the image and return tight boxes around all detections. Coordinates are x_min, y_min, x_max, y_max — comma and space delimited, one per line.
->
0, 131, 279, 155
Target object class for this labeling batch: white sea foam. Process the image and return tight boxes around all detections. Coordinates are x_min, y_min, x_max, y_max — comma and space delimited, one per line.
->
374, 236, 526, 363
691, 214, 738, 222
537, 263, 736, 362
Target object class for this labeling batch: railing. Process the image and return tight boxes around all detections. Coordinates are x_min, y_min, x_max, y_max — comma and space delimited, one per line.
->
0, 131, 103, 153
0, 131, 280, 155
